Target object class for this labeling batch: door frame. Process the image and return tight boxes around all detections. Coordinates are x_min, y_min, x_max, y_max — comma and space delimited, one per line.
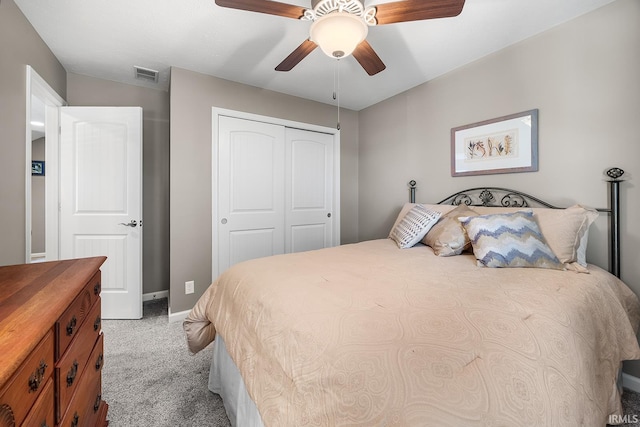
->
211, 107, 341, 280
25, 66, 66, 263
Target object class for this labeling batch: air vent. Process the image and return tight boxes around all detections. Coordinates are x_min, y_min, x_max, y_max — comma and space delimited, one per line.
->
134, 66, 159, 83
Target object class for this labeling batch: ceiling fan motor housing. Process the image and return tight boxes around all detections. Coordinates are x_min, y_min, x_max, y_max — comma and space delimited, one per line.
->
305, 0, 375, 22
311, 0, 364, 11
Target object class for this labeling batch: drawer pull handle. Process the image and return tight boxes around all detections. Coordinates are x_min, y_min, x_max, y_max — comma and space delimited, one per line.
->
94, 281, 101, 295
93, 394, 102, 412
0, 404, 15, 425
70, 412, 79, 427
28, 360, 47, 393
95, 353, 104, 371
94, 315, 101, 331
41, 421, 50, 427
66, 360, 78, 387
66, 316, 77, 336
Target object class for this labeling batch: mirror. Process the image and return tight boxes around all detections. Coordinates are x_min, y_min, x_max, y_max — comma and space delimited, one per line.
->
30, 94, 46, 261
25, 66, 66, 263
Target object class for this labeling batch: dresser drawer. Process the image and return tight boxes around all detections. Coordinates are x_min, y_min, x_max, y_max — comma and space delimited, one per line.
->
87, 333, 107, 426
87, 333, 105, 384
58, 338, 103, 427
20, 377, 54, 427
56, 271, 101, 359
79, 374, 103, 427
55, 299, 102, 423
0, 330, 54, 426
78, 333, 106, 427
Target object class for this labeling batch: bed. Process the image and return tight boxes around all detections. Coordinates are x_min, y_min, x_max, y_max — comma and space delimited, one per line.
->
184, 169, 640, 427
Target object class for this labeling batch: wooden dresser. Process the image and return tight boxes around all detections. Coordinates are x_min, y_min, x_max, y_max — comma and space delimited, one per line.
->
0, 257, 108, 427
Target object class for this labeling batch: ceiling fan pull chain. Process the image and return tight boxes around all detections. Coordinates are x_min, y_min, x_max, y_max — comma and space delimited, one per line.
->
333, 60, 338, 101
335, 59, 341, 130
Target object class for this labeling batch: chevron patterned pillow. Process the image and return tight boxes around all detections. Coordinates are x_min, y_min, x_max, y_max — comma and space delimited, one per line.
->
389, 204, 441, 249
461, 211, 564, 269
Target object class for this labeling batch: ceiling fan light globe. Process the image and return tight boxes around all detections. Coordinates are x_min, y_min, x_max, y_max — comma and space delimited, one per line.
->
310, 12, 368, 59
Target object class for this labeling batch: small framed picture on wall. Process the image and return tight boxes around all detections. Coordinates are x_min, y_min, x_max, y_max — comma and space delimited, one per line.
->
32, 160, 45, 176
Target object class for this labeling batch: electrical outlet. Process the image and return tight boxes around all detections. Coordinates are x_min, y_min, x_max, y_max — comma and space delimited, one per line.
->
185, 280, 195, 294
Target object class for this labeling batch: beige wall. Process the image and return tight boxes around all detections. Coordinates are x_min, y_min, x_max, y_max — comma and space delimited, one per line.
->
0, 0, 66, 266
170, 67, 359, 314
66, 73, 170, 295
358, 0, 640, 374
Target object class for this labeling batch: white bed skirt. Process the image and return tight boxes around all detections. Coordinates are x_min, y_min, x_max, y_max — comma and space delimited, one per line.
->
209, 336, 265, 427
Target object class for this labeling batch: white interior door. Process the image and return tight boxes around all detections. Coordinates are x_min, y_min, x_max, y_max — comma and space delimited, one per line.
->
217, 116, 285, 275
285, 128, 334, 253
60, 107, 143, 319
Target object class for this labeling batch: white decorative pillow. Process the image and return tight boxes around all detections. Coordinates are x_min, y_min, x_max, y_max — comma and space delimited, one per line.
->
461, 211, 564, 270
390, 203, 455, 233
389, 205, 441, 249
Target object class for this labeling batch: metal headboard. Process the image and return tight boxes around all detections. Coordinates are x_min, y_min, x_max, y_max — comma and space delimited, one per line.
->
408, 167, 625, 277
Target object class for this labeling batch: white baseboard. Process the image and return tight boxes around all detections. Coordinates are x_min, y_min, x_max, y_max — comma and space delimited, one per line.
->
143, 290, 169, 302
623, 373, 640, 393
31, 253, 46, 263
168, 309, 190, 323
141, 291, 190, 323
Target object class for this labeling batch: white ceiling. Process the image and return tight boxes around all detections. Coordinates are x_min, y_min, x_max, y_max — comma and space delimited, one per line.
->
15, 0, 615, 111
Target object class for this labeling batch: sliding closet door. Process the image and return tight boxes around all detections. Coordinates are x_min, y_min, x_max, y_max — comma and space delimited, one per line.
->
214, 111, 339, 279
217, 116, 286, 274
285, 128, 334, 253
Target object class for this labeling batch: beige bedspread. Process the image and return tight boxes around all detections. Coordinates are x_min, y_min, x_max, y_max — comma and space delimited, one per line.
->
184, 239, 640, 426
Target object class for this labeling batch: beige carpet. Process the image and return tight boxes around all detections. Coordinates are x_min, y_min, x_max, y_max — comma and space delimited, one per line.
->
102, 299, 230, 426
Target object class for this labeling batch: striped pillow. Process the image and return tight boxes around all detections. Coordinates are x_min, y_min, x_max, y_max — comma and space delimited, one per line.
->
389, 205, 441, 249
460, 211, 564, 269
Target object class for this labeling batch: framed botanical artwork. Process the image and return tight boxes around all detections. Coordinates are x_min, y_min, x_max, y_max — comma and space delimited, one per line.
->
32, 160, 45, 176
451, 109, 538, 177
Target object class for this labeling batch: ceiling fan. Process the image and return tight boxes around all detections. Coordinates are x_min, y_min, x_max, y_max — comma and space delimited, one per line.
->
214, 0, 466, 76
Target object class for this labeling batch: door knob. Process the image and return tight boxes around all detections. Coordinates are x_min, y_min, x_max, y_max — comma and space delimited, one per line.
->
119, 220, 138, 227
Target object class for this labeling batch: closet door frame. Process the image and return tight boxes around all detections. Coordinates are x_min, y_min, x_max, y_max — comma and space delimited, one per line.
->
211, 108, 341, 280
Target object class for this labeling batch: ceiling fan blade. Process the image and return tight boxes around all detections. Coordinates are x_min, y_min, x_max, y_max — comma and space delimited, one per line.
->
352, 40, 386, 76
214, 0, 306, 19
375, 0, 465, 25
275, 39, 318, 72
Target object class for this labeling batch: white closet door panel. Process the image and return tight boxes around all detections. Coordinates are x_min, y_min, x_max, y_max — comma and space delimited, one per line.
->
292, 140, 326, 210
285, 128, 334, 253
218, 116, 285, 274
230, 134, 278, 212
229, 228, 277, 266
291, 224, 326, 253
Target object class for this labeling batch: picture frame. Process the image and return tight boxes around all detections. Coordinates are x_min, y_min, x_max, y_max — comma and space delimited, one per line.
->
32, 160, 45, 176
451, 109, 538, 177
